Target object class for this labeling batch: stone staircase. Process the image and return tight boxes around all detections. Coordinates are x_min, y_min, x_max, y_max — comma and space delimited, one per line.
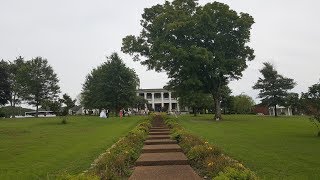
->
129, 117, 201, 180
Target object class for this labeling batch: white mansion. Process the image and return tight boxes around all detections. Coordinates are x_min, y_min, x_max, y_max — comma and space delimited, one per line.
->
137, 88, 180, 112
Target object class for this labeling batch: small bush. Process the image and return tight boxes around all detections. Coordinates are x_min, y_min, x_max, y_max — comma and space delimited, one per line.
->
188, 144, 222, 166
179, 133, 205, 153
213, 167, 258, 180
56, 172, 99, 180
164, 116, 258, 179
204, 155, 235, 177
85, 117, 152, 179
61, 116, 67, 124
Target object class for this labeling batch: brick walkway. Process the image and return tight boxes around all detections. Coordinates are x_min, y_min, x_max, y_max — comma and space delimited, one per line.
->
129, 117, 201, 180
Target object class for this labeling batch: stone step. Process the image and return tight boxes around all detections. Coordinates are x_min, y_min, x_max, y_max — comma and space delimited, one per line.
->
151, 126, 167, 129
136, 152, 188, 166
149, 132, 170, 135
147, 135, 171, 140
142, 144, 182, 153
149, 129, 170, 132
144, 139, 177, 145
129, 165, 202, 180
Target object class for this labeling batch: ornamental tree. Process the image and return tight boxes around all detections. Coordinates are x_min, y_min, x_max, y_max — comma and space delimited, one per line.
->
81, 53, 139, 114
122, 0, 255, 120
253, 62, 296, 116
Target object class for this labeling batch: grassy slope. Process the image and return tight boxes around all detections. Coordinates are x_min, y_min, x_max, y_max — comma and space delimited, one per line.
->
177, 115, 320, 180
0, 116, 144, 180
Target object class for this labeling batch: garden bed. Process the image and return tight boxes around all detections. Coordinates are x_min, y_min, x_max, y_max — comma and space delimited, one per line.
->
164, 115, 258, 180
59, 117, 152, 180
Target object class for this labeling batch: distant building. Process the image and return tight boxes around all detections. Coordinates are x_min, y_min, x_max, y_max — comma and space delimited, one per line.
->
137, 89, 180, 112
253, 104, 293, 116
269, 105, 293, 116
253, 104, 269, 115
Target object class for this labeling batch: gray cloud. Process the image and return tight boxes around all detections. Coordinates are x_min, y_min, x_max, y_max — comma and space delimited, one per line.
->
1, 0, 319, 104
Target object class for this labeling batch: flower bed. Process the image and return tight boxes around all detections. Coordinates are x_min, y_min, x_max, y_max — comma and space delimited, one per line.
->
165, 117, 258, 180
58, 117, 151, 180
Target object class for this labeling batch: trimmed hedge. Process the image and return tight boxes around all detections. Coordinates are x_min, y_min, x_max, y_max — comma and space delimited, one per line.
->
165, 117, 258, 180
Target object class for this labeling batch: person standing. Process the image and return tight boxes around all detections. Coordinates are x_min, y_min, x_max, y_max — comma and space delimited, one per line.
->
106, 108, 109, 118
119, 109, 123, 119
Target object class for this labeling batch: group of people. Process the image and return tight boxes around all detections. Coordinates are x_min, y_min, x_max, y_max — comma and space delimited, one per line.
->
99, 108, 130, 118
99, 109, 109, 118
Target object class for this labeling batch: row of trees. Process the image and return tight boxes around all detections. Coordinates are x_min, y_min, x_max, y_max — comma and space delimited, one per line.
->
0, 57, 75, 117
178, 87, 255, 116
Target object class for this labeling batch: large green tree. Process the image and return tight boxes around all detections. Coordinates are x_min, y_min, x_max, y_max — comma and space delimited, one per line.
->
60, 93, 76, 115
179, 91, 213, 116
7, 56, 25, 117
81, 53, 139, 114
284, 92, 300, 115
18, 57, 60, 117
122, 0, 255, 120
301, 82, 320, 136
253, 62, 296, 116
233, 94, 255, 114
0, 60, 11, 105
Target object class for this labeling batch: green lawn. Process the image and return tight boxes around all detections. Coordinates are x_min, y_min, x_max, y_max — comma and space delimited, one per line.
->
176, 115, 320, 179
0, 116, 145, 180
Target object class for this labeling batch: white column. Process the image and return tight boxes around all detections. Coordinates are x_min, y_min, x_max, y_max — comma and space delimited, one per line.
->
288, 107, 290, 116
144, 93, 147, 109
177, 98, 180, 111
161, 92, 164, 107
152, 92, 155, 109
169, 92, 172, 111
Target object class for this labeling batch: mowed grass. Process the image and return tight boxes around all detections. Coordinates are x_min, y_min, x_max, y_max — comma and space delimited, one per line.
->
176, 115, 320, 179
0, 116, 145, 180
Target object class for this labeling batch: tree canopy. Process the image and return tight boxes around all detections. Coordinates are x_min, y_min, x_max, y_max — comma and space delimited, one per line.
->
0, 60, 11, 105
178, 91, 213, 116
233, 94, 255, 114
18, 57, 60, 117
8, 56, 25, 108
122, 0, 255, 120
253, 62, 296, 116
301, 82, 320, 136
81, 53, 139, 114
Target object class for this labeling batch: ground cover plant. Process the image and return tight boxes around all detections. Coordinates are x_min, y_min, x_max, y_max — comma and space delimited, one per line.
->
176, 114, 320, 179
164, 115, 257, 179
0, 116, 145, 179
79, 117, 151, 179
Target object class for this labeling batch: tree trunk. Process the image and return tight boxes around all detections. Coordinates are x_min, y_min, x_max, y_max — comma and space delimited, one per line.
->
214, 97, 222, 121
35, 104, 39, 118
10, 94, 16, 118
193, 107, 197, 116
274, 105, 277, 117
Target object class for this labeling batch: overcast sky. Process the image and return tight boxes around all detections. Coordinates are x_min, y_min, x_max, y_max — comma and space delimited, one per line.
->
1, 0, 320, 104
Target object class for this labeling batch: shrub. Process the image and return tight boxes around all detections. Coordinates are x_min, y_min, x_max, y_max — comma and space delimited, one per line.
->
83, 117, 152, 179
56, 172, 99, 180
164, 116, 258, 179
204, 155, 235, 177
188, 144, 222, 166
179, 133, 205, 153
213, 167, 258, 180
61, 116, 67, 124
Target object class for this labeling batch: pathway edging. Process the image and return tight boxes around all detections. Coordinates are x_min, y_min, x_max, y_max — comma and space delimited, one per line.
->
129, 116, 201, 180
